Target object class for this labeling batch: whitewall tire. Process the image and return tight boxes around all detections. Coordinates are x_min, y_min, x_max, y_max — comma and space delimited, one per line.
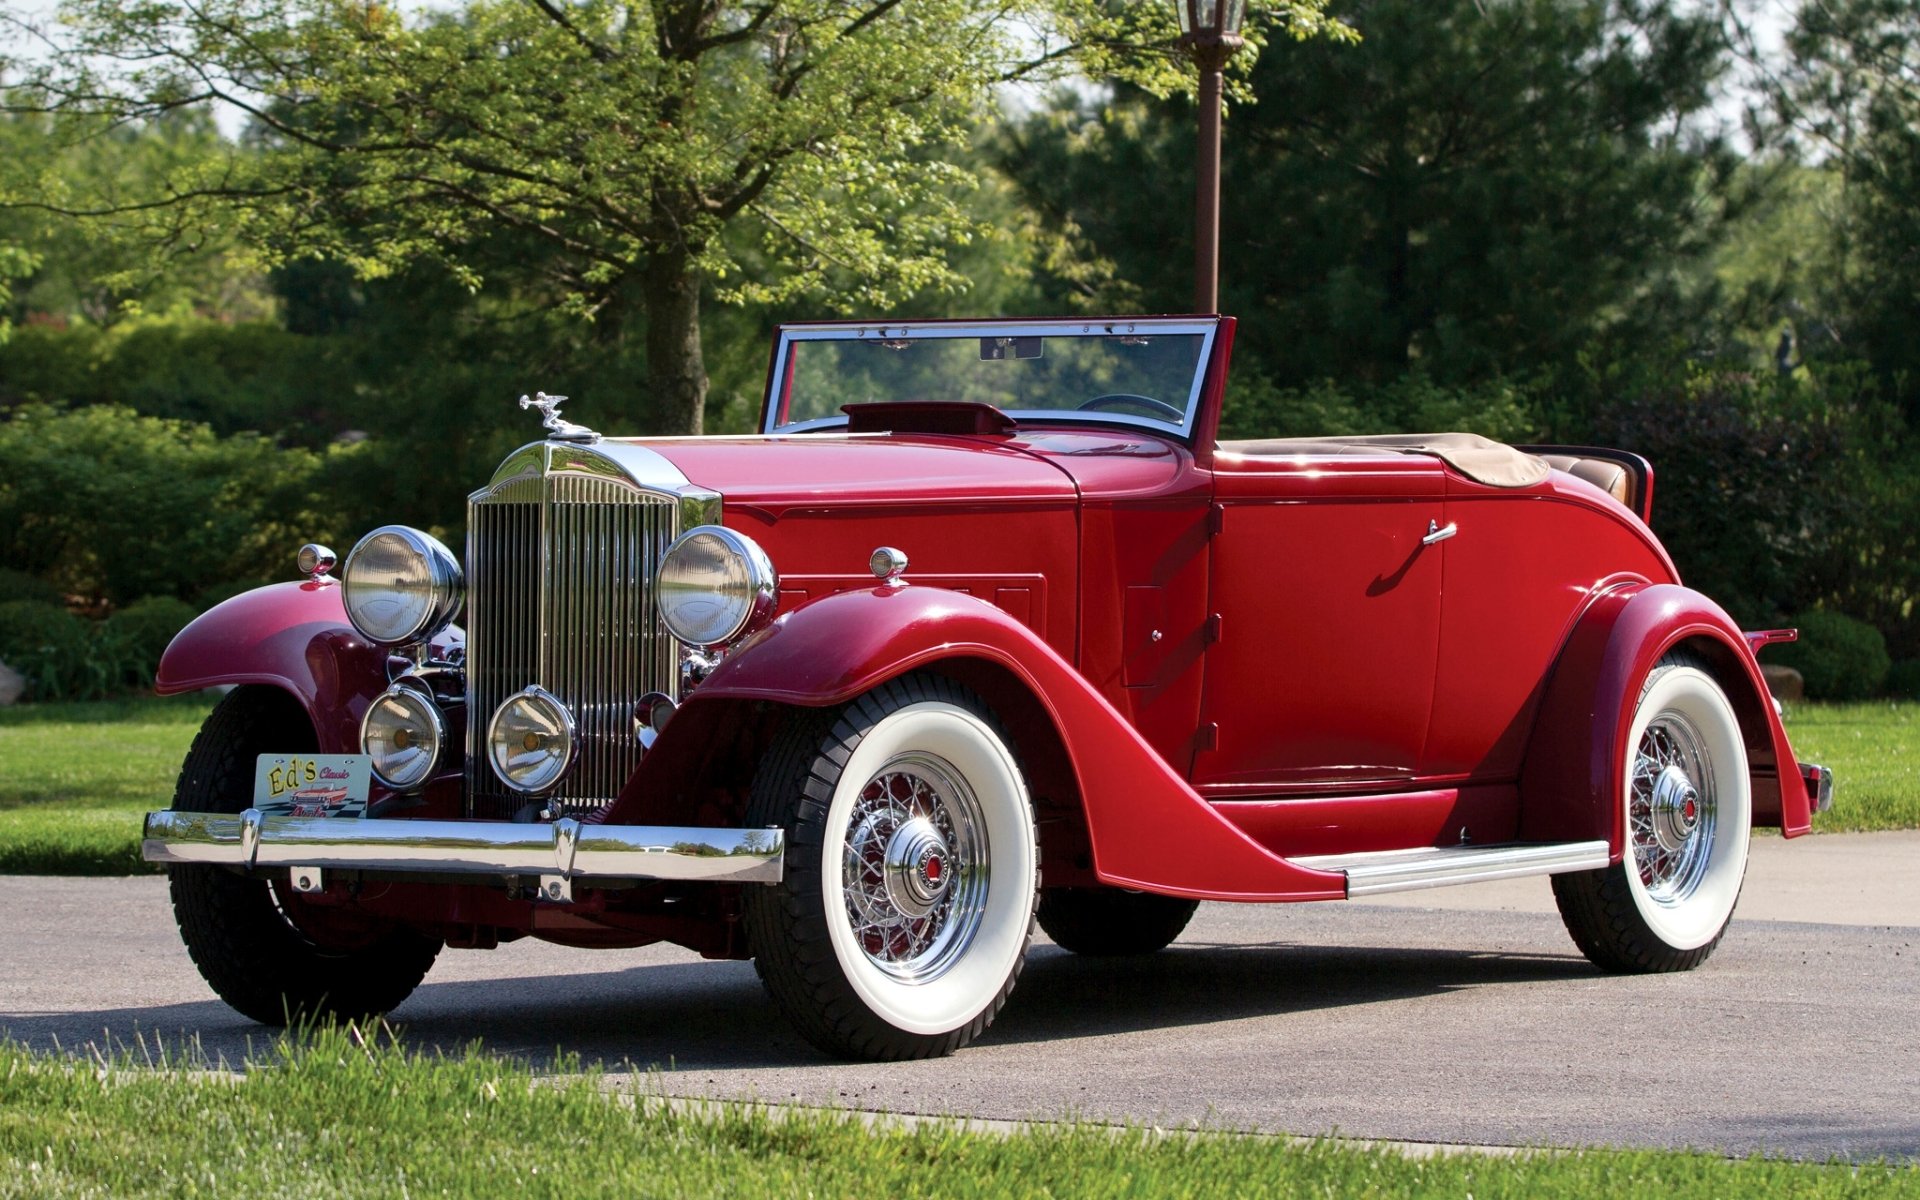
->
1554, 653, 1751, 971
744, 674, 1039, 1060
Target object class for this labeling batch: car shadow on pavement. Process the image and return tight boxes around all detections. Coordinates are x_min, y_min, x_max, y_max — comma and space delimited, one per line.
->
991, 940, 1592, 1047
2, 938, 1593, 1072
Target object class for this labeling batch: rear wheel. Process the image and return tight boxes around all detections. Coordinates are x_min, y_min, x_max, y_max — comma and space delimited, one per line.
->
168, 687, 442, 1025
1037, 888, 1198, 956
743, 675, 1038, 1060
1554, 654, 1751, 972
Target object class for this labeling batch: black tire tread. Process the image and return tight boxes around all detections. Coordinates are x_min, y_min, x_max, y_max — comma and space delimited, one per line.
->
1036, 887, 1198, 956
741, 674, 1036, 1061
168, 688, 442, 1025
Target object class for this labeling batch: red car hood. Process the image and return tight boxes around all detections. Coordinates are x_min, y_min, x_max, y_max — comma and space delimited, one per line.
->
633, 433, 1078, 508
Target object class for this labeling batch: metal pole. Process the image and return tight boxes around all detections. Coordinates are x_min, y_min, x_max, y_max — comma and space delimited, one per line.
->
1194, 62, 1224, 314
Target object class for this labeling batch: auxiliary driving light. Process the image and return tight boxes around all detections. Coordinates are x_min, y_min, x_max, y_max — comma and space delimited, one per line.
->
487, 685, 576, 794
360, 680, 445, 791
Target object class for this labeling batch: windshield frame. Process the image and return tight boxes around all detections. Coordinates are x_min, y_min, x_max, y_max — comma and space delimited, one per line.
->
760, 317, 1223, 441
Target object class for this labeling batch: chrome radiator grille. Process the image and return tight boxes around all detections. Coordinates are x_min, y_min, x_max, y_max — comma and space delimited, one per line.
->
465, 457, 685, 818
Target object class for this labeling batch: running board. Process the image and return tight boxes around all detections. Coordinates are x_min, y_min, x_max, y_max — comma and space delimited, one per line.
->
1291, 840, 1610, 898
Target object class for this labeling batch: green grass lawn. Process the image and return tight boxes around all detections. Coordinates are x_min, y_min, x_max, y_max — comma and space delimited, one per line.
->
1780, 702, 1920, 832
0, 695, 213, 874
0, 695, 1910, 875
1, 1030, 1914, 1197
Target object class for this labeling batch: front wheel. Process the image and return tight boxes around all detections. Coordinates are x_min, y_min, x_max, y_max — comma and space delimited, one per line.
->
743, 675, 1038, 1060
168, 687, 442, 1025
1554, 654, 1751, 972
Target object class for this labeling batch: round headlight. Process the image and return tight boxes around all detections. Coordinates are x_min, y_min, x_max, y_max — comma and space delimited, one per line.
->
341, 525, 463, 646
360, 681, 445, 791
656, 525, 777, 648
487, 685, 576, 795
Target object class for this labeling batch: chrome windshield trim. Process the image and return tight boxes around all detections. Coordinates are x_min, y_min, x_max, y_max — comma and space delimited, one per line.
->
762, 317, 1221, 441
144, 809, 785, 885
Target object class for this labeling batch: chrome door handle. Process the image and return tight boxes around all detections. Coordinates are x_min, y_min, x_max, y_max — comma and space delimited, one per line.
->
1422, 519, 1458, 546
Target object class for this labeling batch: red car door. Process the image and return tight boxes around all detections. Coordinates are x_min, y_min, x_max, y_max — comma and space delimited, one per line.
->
1193, 447, 1448, 794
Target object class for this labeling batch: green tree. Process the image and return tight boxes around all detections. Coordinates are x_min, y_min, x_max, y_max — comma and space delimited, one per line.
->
1755, 0, 1920, 415
3, 0, 1348, 434
1004, 0, 1736, 393
0, 111, 274, 325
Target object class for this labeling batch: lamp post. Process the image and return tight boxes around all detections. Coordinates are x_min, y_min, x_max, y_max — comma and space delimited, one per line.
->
1174, 0, 1246, 314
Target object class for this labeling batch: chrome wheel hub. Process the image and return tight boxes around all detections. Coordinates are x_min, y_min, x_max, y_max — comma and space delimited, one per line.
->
883, 817, 952, 918
1649, 764, 1700, 853
1630, 713, 1717, 903
840, 753, 989, 983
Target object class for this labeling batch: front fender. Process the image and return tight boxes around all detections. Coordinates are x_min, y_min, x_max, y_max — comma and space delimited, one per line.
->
1518, 583, 1812, 854
674, 585, 1344, 901
156, 581, 395, 754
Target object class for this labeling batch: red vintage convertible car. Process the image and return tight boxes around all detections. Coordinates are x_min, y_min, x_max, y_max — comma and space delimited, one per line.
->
145, 315, 1833, 1060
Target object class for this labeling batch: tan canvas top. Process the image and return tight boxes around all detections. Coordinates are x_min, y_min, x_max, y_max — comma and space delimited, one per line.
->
1216, 432, 1551, 489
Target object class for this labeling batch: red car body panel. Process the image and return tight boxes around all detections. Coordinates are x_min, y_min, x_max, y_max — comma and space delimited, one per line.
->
662, 584, 1346, 901
1519, 582, 1813, 851
154, 581, 387, 754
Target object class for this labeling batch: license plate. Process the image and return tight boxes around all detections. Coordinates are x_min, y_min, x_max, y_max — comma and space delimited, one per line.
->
253, 754, 371, 818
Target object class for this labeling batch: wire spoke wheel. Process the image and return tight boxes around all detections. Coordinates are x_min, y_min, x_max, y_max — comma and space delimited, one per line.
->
1554, 653, 1750, 973
744, 675, 1038, 1060
1628, 713, 1717, 905
840, 755, 988, 981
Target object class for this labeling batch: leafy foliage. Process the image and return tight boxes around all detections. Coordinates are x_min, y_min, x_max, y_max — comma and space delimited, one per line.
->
1773, 609, 1892, 701
0, 403, 337, 606
2, 0, 1350, 434
1004, 0, 1735, 393
1749, 0, 1920, 420
1583, 365, 1892, 629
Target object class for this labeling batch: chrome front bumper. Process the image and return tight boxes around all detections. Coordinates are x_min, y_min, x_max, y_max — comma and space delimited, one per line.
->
143, 809, 784, 899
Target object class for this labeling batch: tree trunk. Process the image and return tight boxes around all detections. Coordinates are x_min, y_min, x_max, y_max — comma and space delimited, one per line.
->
643, 248, 708, 435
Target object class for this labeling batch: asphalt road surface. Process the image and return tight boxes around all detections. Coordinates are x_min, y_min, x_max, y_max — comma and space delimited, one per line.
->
3, 837, 1915, 1162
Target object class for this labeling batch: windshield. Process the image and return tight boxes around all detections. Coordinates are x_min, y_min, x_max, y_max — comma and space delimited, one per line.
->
764, 319, 1218, 437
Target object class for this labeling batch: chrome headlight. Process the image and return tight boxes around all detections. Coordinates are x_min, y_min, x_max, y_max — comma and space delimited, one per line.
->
360, 680, 445, 791
656, 525, 777, 648
487, 685, 576, 795
341, 525, 463, 646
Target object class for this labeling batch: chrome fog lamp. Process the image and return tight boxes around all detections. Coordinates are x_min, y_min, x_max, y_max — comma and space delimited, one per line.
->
341, 525, 463, 646
488, 686, 576, 794
360, 680, 445, 791
656, 525, 777, 648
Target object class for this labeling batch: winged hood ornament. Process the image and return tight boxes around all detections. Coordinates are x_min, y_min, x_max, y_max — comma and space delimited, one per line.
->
519, 391, 600, 443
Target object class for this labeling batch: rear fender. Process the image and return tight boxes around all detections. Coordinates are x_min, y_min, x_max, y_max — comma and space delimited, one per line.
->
641, 585, 1343, 901
156, 581, 405, 754
1518, 583, 1812, 855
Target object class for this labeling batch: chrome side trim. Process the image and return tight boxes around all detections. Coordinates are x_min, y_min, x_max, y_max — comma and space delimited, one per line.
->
144, 809, 785, 885
1293, 840, 1610, 898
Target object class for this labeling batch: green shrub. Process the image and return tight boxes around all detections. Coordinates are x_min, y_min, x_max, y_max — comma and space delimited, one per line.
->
1219, 370, 1542, 442
0, 567, 63, 607
102, 595, 198, 688
1771, 610, 1891, 701
1886, 659, 1920, 701
0, 600, 96, 701
0, 403, 333, 606
0, 595, 195, 700
1587, 366, 1893, 627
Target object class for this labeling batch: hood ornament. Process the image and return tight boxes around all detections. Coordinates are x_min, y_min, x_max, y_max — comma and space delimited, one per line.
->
519, 391, 600, 443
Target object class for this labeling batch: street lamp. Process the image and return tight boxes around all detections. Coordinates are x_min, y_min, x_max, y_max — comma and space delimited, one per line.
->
1173, 0, 1246, 313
